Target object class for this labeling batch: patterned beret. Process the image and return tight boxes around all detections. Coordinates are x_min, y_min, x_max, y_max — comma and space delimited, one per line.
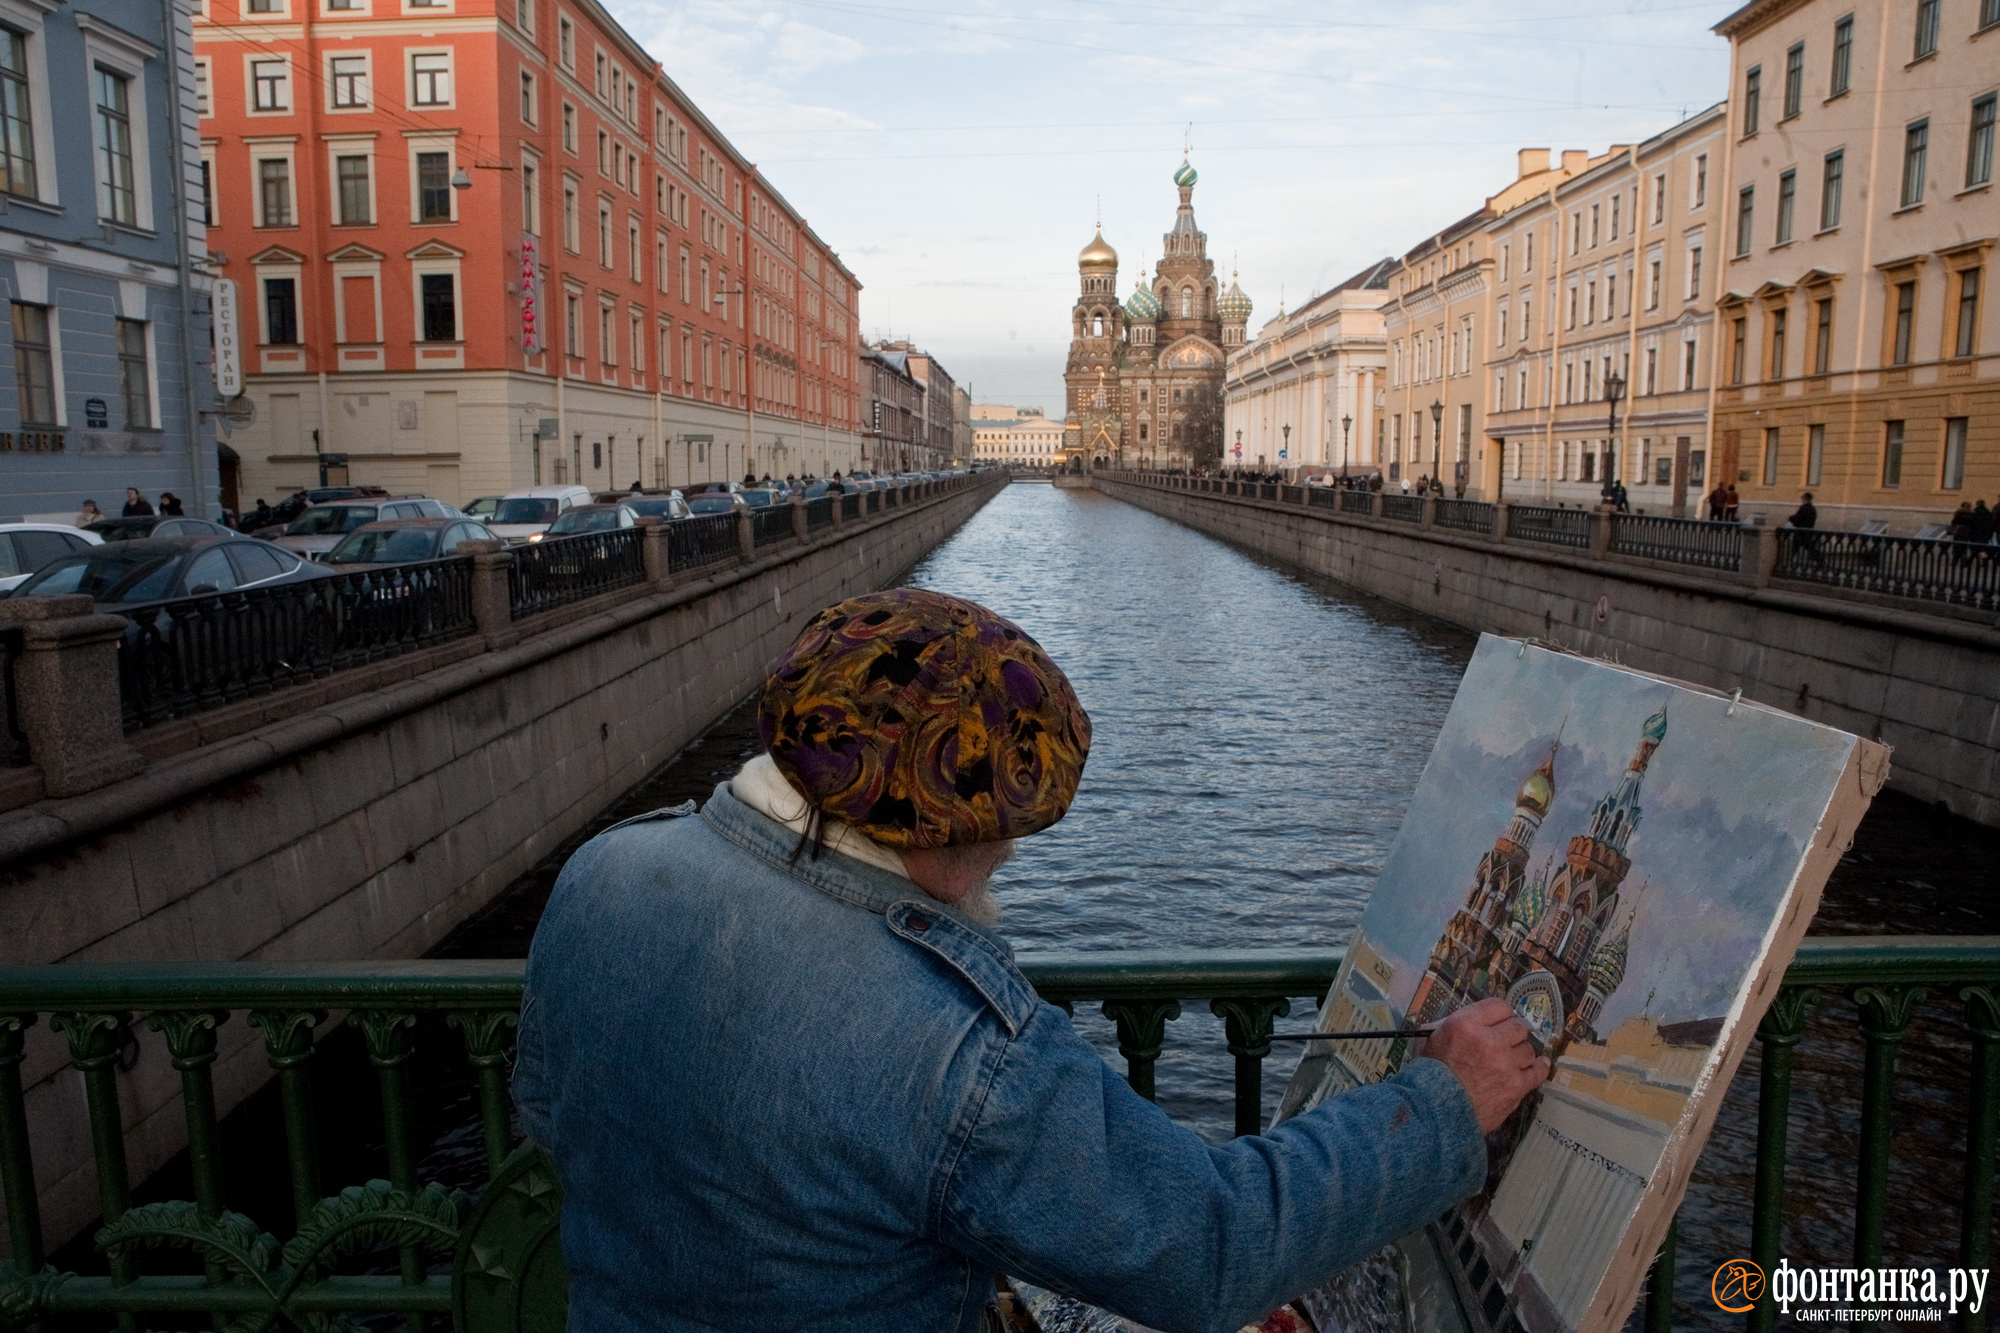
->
757, 587, 1092, 849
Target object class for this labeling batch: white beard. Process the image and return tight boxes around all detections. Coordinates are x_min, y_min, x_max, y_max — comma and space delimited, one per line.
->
953, 880, 1003, 928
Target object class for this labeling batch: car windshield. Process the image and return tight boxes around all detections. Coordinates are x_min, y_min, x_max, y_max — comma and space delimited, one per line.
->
15, 549, 180, 603
739, 491, 778, 508
687, 496, 735, 515
463, 497, 500, 517
627, 499, 680, 518
286, 505, 378, 536
493, 498, 559, 525
326, 528, 439, 563
548, 510, 621, 534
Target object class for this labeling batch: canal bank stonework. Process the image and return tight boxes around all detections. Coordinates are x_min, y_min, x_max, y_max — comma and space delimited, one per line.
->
1097, 476, 2000, 828
0, 477, 1000, 1246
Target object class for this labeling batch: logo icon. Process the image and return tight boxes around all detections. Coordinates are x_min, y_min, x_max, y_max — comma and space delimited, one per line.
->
1713, 1260, 1766, 1313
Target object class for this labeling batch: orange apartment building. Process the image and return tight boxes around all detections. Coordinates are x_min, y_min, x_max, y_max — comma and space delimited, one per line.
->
195, 0, 864, 508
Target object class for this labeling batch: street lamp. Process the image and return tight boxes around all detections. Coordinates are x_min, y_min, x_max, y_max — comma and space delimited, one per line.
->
1341, 414, 1352, 480
1281, 423, 1290, 475
1430, 399, 1443, 490
1601, 371, 1627, 504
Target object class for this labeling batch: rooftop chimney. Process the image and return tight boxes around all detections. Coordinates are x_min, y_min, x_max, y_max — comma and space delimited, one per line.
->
1518, 148, 1551, 178
1561, 149, 1589, 173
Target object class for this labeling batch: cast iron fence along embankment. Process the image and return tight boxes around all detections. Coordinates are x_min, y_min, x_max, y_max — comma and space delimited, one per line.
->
1776, 529, 2000, 613
1611, 513, 1744, 572
118, 559, 478, 731
506, 528, 646, 619
1506, 502, 1593, 549
1, 626, 25, 765
1339, 490, 1374, 516
667, 514, 738, 573
1381, 494, 1425, 523
750, 506, 794, 548
1435, 498, 1496, 536
804, 497, 834, 532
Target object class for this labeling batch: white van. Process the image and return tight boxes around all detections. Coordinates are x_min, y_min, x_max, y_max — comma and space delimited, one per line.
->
487, 485, 594, 543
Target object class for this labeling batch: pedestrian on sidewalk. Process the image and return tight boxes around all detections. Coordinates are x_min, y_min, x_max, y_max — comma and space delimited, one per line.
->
74, 499, 103, 527
1723, 484, 1740, 522
1706, 485, 1726, 521
121, 487, 153, 517
158, 492, 185, 516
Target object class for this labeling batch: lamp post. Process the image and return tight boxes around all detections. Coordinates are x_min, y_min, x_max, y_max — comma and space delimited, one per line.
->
1429, 399, 1443, 490
1600, 371, 1627, 504
1281, 423, 1290, 476
1341, 413, 1352, 480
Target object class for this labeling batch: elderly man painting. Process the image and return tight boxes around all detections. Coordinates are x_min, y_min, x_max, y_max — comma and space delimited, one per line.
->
514, 588, 1546, 1332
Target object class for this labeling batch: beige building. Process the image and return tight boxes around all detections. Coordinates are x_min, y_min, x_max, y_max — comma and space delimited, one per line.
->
1379, 151, 1586, 498
1711, 0, 1997, 531
1223, 260, 1395, 476
972, 410, 1064, 466
1484, 107, 1728, 513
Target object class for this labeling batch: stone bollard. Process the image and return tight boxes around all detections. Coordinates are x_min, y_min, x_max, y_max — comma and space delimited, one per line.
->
1420, 495, 1437, 528
0, 594, 145, 797
1493, 502, 1511, 546
790, 494, 808, 542
827, 490, 845, 530
1739, 524, 1778, 588
1588, 509, 1613, 558
1370, 492, 1385, 519
457, 540, 518, 647
736, 507, 756, 562
636, 516, 672, 588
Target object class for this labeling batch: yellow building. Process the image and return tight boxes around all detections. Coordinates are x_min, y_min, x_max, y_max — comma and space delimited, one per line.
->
972, 410, 1064, 467
1712, 0, 1998, 530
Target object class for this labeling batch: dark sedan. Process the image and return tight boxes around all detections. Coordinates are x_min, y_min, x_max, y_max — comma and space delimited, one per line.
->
11, 535, 335, 609
323, 518, 496, 568
86, 515, 236, 543
542, 504, 637, 536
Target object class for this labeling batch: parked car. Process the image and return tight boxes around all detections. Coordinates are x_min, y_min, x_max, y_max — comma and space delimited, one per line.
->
738, 488, 786, 510
462, 496, 503, 519
272, 498, 461, 559
625, 494, 691, 521
685, 493, 748, 516
10, 535, 334, 608
683, 481, 741, 497
87, 515, 236, 543
0, 523, 103, 593
539, 504, 637, 539
322, 518, 497, 568
486, 485, 594, 542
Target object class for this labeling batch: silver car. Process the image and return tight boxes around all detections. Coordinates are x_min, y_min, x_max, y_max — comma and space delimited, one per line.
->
272, 498, 459, 559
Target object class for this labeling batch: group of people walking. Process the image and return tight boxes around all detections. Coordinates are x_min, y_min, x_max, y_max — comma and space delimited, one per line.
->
69, 488, 188, 526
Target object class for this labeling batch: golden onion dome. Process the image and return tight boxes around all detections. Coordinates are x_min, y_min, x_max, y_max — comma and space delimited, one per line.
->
1516, 750, 1557, 817
1078, 228, 1118, 270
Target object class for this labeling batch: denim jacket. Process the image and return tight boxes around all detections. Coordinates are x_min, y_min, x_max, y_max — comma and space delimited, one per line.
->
513, 782, 1486, 1333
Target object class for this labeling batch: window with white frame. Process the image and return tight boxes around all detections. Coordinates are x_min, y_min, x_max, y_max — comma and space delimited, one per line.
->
519, 70, 535, 124
328, 53, 367, 108
256, 155, 293, 226
415, 149, 450, 221
0, 27, 39, 199
92, 66, 135, 225
520, 154, 539, 233
419, 272, 456, 341
117, 318, 151, 428
334, 151, 370, 224
598, 303, 614, 364
558, 16, 572, 68
410, 52, 451, 107
10, 302, 54, 425
562, 181, 578, 251
250, 57, 289, 112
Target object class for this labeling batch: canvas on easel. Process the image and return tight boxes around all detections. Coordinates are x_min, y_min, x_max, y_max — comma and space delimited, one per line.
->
1272, 634, 1887, 1333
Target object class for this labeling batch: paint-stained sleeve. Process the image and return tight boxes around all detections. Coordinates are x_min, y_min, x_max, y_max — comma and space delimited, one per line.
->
937, 1002, 1486, 1333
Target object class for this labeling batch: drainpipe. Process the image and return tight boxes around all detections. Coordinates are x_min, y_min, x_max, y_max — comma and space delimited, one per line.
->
159, 0, 208, 517
1623, 142, 1643, 504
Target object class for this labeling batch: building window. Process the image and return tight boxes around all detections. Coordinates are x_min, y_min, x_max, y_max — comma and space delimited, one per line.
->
519, 71, 535, 124
520, 158, 538, 233
561, 103, 575, 153
1820, 150, 1843, 229
1806, 423, 1824, 486
557, 15, 572, 67
1644, 345, 1658, 395
562, 184, 578, 251
1647, 258, 1661, 309
247, 0, 278, 12
194, 58, 210, 116
1814, 296, 1834, 373
199, 157, 212, 225
1688, 244, 1703, 297
1986, 0, 2000, 29
1730, 316, 1747, 383
1769, 307, 1788, 380
420, 272, 455, 341
251, 58, 289, 112
263, 277, 297, 344
1743, 65, 1761, 135
1762, 426, 1780, 486
1881, 420, 1904, 487
0, 30, 37, 199
1783, 43, 1803, 119
1693, 153, 1707, 208
416, 150, 450, 221
411, 53, 450, 106
597, 200, 610, 265
515, 0, 530, 28
1942, 417, 1968, 490
1683, 338, 1697, 390
10, 303, 53, 425
92, 68, 135, 226
335, 153, 369, 224
257, 158, 292, 226
1901, 120, 1928, 207
1831, 15, 1853, 94
329, 54, 367, 107
1970, 94, 1997, 188
116, 318, 149, 428
1776, 170, 1795, 243
1955, 269, 1981, 357
1735, 186, 1754, 256
1914, 0, 1940, 58
1892, 281, 1916, 364
597, 307, 612, 364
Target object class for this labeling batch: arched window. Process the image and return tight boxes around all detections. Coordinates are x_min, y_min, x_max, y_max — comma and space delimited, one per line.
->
1181, 288, 1193, 318
1092, 315, 1103, 336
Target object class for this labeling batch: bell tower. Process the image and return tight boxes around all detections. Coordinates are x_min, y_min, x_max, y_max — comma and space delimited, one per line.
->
1064, 227, 1126, 465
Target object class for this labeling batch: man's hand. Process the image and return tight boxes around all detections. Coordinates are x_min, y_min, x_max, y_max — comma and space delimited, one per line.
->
1418, 999, 1550, 1133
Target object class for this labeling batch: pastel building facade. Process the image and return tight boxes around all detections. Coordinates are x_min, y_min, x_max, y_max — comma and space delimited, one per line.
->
196, 0, 863, 508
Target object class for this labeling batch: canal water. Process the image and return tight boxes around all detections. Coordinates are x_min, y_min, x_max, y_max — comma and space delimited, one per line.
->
96, 482, 1997, 1330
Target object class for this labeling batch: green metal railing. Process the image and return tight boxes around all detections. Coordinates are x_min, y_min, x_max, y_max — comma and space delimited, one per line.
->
0, 938, 1995, 1330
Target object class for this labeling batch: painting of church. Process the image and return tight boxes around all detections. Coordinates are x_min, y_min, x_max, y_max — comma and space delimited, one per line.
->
1273, 636, 1884, 1333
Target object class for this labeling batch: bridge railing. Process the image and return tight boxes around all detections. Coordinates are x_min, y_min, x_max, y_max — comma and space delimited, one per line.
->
1611, 512, 1744, 572
506, 527, 647, 619
1380, 493, 1425, 522
1775, 528, 2000, 613
0, 937, 1994, 1331
1434, 498, 1495, 535
1506, 502, 1593, 549
118, 558, 478, 731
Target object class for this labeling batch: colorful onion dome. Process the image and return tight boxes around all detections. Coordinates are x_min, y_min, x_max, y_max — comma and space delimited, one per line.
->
1588, 928, 1630, 995
1173, 159, 1198, 188
1217, 280, 1253, 324
1515, 748, 1557, 817
1078, 228, 1118, 270
1511, 872, 1547, 929
1642, 706, 1669, 743
1125, 282, 1161, 320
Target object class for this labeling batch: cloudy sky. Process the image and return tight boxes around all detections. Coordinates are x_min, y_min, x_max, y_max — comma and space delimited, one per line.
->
604, 0, 1736, 412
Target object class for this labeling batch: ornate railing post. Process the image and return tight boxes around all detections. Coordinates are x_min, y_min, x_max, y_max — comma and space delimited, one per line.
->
1101, 1000, 1180, 1102
1961, 985, 2000, 1331
0, 1013, 43, 1281
1851, 984, 1924, 1269
1749, 986, 1814, 1333
450, 1011, 520, 1179
459, 540, 518, 647
736, 508, 756, 563
636, 517, 672, 590
50, 1011, 138, 1329
249, 1009, 328, 1232
1420, 495, 1437, 529
1211, 997, 1291, 1137
359, 1009, 425, 1333
0, 595, 143, 796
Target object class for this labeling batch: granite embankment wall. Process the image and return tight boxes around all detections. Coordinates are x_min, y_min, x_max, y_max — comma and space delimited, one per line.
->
1098, 476, 1999, 827
0, 475, 1001, 1245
